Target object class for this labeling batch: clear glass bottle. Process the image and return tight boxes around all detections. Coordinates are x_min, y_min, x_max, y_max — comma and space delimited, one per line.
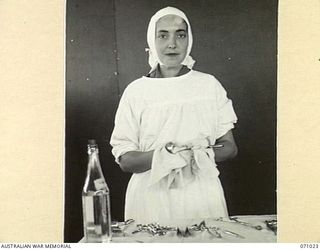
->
82, 139, 112, 243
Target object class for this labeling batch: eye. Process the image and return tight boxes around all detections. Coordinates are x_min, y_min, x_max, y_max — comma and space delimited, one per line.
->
177, 33, 187, 39
157, 34, 167, 39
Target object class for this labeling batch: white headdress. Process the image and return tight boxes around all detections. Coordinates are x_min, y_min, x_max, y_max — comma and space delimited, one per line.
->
146, 6, 196, 72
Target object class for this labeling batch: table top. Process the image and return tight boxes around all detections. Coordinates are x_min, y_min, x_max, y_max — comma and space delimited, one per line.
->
81, 215, 277, 243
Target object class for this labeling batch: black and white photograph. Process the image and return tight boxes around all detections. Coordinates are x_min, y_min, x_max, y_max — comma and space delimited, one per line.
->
3, 0, 320, 245
65, 0, 277, 243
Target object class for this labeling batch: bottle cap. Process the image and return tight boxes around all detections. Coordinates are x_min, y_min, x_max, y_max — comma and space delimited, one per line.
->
88, 139, 97, 145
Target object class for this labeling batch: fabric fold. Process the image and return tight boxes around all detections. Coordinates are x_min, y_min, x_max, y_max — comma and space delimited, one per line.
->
148, 139, 220, 189
148, 147, 187, 189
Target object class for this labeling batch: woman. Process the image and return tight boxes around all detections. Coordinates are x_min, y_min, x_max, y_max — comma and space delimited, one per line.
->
110, 6, 238, 224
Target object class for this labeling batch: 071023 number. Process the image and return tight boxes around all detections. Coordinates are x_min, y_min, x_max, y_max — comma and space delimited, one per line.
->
300, 244, 319, 248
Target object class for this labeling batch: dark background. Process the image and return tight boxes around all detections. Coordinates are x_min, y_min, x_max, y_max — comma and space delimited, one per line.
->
65, 0, 277, 242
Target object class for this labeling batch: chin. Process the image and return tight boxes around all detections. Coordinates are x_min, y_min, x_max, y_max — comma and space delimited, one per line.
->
162, 61, 183, 69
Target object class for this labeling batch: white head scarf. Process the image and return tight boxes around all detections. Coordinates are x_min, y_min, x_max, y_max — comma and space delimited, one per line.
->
146, 6, 196, 72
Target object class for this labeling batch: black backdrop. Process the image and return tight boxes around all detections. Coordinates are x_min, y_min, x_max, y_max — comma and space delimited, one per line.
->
65, 0, 277, 242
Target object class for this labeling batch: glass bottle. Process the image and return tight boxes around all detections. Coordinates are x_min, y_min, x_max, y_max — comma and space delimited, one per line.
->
82, 139, 112, 243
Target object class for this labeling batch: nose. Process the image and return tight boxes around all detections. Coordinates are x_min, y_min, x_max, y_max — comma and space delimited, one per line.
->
168, 36, 177, 49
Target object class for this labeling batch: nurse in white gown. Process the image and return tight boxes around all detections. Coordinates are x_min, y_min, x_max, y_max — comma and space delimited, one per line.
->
110, 6, 238, 224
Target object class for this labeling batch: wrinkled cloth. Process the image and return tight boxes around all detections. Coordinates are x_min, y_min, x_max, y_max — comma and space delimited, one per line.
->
110, 70, 237, 224
146, 6, 195, 72
149, 139, 220, 190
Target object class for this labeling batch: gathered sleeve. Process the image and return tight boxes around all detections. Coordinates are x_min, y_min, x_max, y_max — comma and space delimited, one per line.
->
215, 81, 238, 139
110, 90, 140, 164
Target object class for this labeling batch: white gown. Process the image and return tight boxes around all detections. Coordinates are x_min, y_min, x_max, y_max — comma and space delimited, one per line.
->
110, 70, 237, 224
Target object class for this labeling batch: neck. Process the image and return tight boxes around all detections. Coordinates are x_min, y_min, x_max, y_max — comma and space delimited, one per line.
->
159, 64, 183, 78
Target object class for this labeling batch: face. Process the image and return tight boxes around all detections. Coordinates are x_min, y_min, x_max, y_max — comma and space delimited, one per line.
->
155, 15, 188, 68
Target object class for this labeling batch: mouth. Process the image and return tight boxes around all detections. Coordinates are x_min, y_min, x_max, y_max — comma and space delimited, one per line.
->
165, 53, 179, 56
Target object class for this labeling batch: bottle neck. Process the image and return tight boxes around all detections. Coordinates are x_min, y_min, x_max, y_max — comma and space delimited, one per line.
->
88, 144, 99, 155
83, 143, 108, 193
87, 148, 102, 176
87, 144, 101, 172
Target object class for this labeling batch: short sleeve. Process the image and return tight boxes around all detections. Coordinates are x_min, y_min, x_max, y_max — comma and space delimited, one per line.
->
215, 82, 238, 138
109, 90, 140, 164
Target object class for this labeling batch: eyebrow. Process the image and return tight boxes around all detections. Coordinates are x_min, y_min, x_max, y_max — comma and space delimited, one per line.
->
157, 29, 187, 33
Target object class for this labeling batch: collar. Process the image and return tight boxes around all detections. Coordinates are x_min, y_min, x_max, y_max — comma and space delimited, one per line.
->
146, 64, 190, 78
